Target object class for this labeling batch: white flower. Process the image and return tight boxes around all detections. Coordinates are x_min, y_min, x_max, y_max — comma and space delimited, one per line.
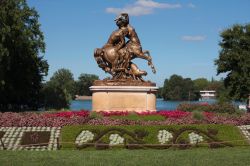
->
75, 130, 94, 146
188, 132, 203, 145
109, 134, 124, 145
157, 130, 173, 144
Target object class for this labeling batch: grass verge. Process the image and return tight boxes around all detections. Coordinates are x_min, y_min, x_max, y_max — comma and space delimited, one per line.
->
0, 148, 250, 166
110, 114, 166, 121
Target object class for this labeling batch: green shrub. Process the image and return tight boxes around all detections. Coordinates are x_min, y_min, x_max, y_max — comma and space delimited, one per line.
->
111, 114, 165, 121
192, 111, 204, 121
177, 102, 237, 114
89, 112, 103, 119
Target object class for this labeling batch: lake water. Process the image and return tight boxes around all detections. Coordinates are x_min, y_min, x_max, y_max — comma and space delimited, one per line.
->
70, 99, 219, 111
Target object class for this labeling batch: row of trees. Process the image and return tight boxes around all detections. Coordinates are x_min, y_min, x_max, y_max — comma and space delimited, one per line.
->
40, 69, 98, 110
159, 75, 226, 101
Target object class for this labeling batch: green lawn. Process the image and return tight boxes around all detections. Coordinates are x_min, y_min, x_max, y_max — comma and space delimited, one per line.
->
61, 124, 247, 150
110, 114, 166, 121
1, 148, 250, 166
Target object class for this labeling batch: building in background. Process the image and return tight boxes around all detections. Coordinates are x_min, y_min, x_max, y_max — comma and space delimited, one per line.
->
199, 90, 216, 101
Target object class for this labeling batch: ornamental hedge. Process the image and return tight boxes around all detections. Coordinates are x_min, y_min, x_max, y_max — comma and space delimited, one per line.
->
177, 103, 237, 114
60, 125, 247, 150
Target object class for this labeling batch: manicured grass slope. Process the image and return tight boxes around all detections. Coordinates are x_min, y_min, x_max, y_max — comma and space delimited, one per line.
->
1, 148, 250, 166
61, 125, 247, 150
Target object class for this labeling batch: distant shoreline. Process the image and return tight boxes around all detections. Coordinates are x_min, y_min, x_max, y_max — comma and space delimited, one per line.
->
75, 95, 92, 100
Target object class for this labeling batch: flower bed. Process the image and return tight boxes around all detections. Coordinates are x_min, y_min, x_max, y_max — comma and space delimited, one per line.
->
99, 110, 191, 119
61, 125, 248, 150
1, 110, 250, 127
0, 127, 61, 151
44, 110, 89, 118
0, 111, 90, 127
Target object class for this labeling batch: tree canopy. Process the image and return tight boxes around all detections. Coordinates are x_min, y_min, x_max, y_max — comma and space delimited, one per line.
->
193, 78, 209, 91
40, 69, 99, 110
161, 74, 198, 101
41, 69, 75, 110
215, 24, 250, 101
0, 0, 48, 111
75, 74, 99, 96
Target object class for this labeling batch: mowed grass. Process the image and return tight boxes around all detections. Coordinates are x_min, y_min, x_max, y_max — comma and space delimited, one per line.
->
110, 114, 166, 121
1, 148, 250, 166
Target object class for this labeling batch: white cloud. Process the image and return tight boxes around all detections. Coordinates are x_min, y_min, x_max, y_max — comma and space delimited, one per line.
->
136, 0, 181, 9
106, 6, 153, 16
181, 35, 206, 41
187, 3, 196, 8
106, 0, 181, 16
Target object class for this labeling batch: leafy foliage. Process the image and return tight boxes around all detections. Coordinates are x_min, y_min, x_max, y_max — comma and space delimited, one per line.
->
161, 75, 231, 101
74, 74, 99, 96
161, 75, 198, 101
192, 111, 204, 121
215, 24, 250, 100
177, 102, 237, 114
0, 0, 48, 111
193, 78, 209, 91
40, 69, 74, 109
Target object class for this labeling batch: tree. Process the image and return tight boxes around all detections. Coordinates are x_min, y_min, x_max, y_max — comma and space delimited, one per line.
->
49, 69, 75, 97
41, 69, 74, 109
156, 87, 163, 98
75, 74, 99, 96
215, 24, 250, 101
206, 79, 230, 103
162, 74, 198, 101
0, 0, 48, 111
193, 78, 209, 91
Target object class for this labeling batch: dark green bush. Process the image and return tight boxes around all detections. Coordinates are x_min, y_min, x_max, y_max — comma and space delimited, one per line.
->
89, 112, 103, 120
177, 102, 236, 114
192, 111, 204, 121
111, 114, 165, 121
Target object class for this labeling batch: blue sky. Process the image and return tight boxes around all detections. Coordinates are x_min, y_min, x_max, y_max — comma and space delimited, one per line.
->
27, 0, 250, 86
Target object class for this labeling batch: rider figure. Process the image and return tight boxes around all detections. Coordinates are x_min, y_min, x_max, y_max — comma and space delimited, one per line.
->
115, 13, 155, 73
103, 26, 128, 52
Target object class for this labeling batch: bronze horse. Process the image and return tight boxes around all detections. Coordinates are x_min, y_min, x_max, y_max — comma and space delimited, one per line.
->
94, 13, 156, 80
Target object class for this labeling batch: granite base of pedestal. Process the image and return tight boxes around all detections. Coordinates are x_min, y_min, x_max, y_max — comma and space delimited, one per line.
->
90, 86, 158, 112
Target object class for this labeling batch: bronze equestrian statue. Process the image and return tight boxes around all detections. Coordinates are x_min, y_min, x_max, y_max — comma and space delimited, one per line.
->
94, 13, 156, 81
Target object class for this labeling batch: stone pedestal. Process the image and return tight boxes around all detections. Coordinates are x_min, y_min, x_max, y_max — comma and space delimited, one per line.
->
90, 86, 158, 112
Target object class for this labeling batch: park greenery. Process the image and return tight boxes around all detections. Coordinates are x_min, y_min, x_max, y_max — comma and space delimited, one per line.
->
160, 24, 250, 102
160, 74, 226, 101
0, 0, 48, 111
61, 124, 246, 150
0, 0, 250, 112
1, 148, 250, 166
1, 1, 250, 166
40, 69, 99, 110
0, 0, 99, 111
215, 24, 250, 101
74, 73, 99, 96
40, 69, 75, 110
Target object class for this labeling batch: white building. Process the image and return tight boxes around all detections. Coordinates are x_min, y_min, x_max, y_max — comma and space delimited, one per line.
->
199, 90, 216, 100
